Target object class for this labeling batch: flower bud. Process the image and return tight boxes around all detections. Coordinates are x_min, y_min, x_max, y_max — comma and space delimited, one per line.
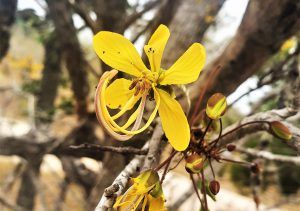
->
250, 163, 260, 174
209, 180, 220, 195
206, 93, 227, 120
270, 121, 292, 140
185, 154, 204, 174
226, 144, 236, 152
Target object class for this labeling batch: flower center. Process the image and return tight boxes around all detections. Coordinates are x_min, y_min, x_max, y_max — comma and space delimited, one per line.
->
129, 77, 152, 96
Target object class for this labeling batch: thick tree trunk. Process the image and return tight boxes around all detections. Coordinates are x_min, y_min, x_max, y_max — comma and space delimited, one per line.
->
0, 0, 17, 61
46, 0, 89, 118
16, 160, 42, 210
36, 31, 62, 122
190, 0, 300, 105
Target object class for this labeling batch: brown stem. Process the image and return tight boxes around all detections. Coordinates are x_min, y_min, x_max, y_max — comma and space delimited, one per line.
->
200, 119, 212, 143
154, 150, 177, 171
211, 120, 271, 143
220, 158, 251, 166
200, 170, 208, 211
209, 118, 223, 148
208, 159, 215, 179
189, 65, 222, 126
169, 155, 185, 171
190, 174, 204, 209
160, 154, 173, 184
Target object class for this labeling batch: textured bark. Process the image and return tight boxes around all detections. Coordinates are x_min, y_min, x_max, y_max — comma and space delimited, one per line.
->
46, 0, 89, 118
162, 0, 225, 67
16, 160, 42, 210
92, 0, 127, 33
0, 0, 17, 61
36, 31, 62, 122
191, 0, 300, 104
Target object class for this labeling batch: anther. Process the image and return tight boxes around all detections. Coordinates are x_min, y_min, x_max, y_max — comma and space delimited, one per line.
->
134, 84, 141, 96
129, 80, 138, 90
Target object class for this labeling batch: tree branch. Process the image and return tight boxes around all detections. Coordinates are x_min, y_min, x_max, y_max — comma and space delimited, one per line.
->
218, 108, 300, 152
95, 122, 164, 211
69, 143, 148, 155
236, 147, 300, 165
122, 0, 161, 30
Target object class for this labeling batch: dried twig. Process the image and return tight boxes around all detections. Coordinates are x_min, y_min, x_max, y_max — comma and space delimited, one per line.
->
236, 147, 300, 166
69, 143, 148, 155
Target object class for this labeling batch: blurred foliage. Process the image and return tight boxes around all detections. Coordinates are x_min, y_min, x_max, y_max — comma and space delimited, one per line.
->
21, 79, 41, 94
58, 97, 75, 115
278, 163, 300, 195
230, 164, 251, 190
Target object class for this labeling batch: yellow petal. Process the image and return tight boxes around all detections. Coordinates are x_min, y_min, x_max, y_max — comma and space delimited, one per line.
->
155, 89, 190, 151
144, 24, 170, 72
105, 78, 138, 110
148, 195, 165, 211
159, 43, 206, 85
93, 31, 149, 77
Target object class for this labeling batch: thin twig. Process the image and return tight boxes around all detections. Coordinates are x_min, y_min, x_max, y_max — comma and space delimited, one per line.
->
190, 174, 204, 209
69, 143, 148, 155
200, 170, 208, 211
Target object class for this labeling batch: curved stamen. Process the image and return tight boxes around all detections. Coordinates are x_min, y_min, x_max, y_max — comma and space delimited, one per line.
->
111, 95, 141, 120
95, 70, 145, 141
101, 76, 160, 135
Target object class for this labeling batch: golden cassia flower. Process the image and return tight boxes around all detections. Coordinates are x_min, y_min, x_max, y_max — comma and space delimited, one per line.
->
114, 170, 165, 211
93, 24, 206, 151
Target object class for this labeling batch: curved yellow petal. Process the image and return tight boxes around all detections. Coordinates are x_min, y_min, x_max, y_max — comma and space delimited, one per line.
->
148, 195, 165, 211
105, 78, 137, 110
144, 24, 170, 72
93, 31, 149, 77
155, 89, 190, 151
159, 43, 206, 85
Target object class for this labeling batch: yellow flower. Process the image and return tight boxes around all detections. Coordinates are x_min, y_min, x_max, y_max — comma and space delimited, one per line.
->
114, 170, 165, 211
93, 24, 206, 151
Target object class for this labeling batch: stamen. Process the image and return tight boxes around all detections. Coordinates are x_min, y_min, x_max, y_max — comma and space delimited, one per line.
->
95, 70, 160, 138
134, 83, 141, 96
95, 70, 144, 141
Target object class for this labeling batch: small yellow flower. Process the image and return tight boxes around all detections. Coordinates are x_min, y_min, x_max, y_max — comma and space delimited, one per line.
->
93, 24, 206, 151
114, 170, 165, 211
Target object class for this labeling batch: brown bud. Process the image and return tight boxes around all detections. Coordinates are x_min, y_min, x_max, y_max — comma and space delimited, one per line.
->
185, 154, 204, 174
250, 163, 260, 174
226, 144, 236, 152
209, 180, 220, 195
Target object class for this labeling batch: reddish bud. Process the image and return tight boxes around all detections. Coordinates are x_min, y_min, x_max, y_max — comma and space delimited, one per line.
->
270, 121, 292, 140
209, 180, 220, 195
226, 144, 236, 152
185, 154, 204, 174
250, 163, 260, 174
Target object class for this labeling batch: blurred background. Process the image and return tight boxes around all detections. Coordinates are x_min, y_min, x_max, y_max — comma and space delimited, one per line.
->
0, 0, 299, 210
